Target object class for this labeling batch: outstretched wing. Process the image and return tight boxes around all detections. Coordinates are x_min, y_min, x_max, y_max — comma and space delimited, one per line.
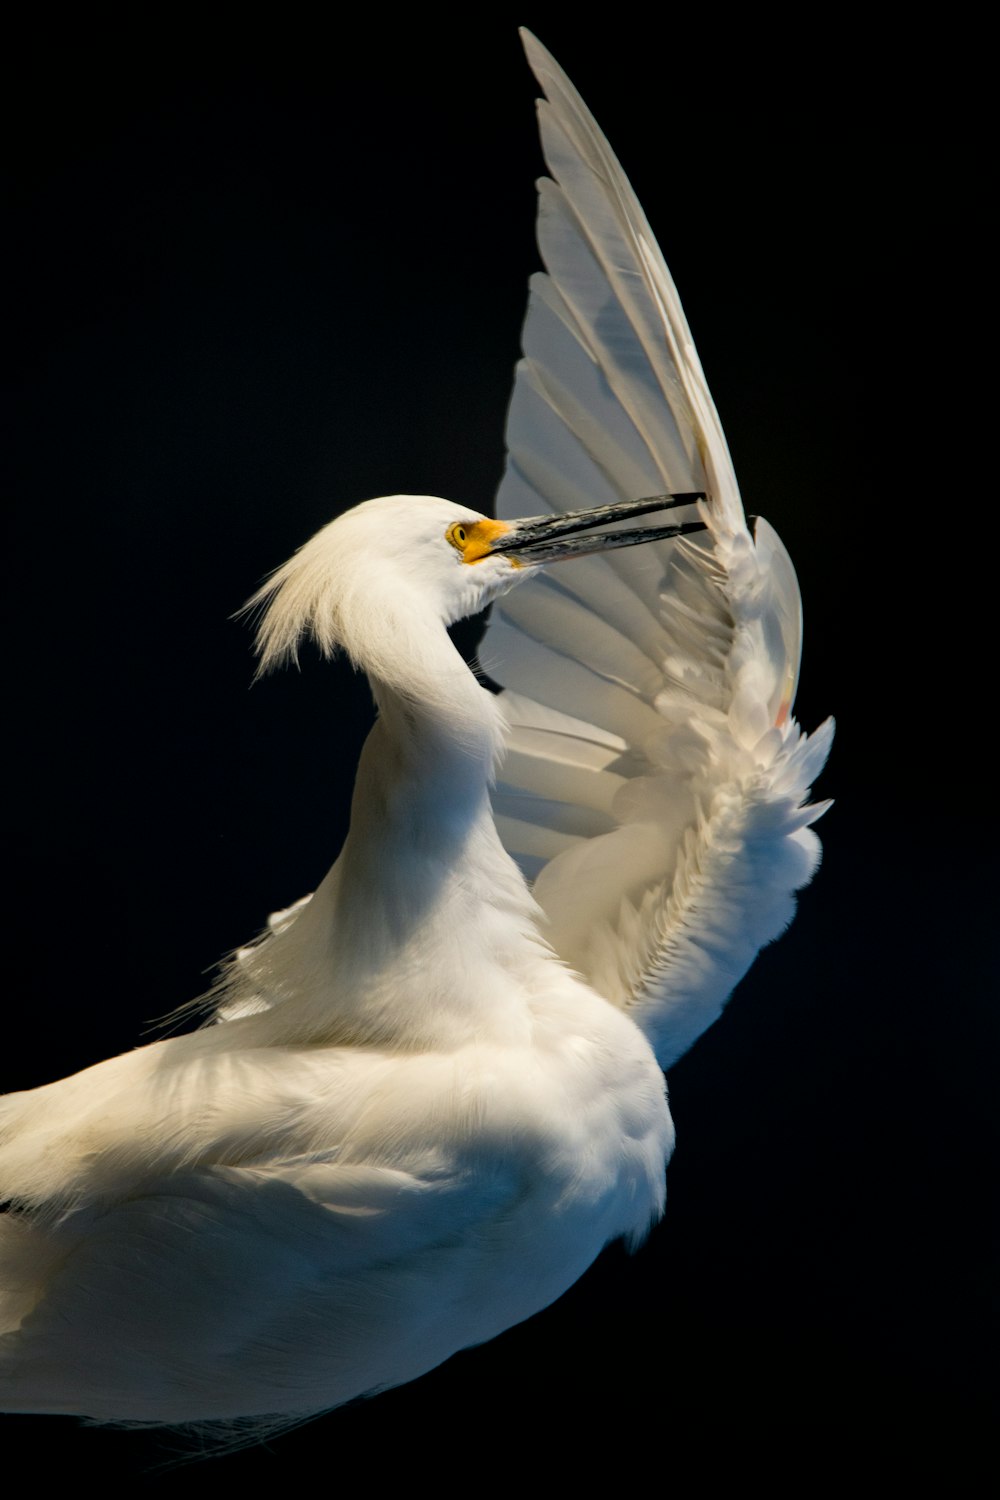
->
482, 32, 832, 1070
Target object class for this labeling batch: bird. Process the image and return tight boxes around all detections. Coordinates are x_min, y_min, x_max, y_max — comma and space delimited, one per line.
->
0, 32, 831, 1442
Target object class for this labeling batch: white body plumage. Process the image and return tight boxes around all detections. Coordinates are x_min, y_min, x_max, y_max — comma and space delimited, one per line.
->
0, 34, 830, 1438
1, 492, 672, 1424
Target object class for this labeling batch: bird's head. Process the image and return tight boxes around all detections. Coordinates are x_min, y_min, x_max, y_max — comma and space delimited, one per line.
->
247, 492, 705, 675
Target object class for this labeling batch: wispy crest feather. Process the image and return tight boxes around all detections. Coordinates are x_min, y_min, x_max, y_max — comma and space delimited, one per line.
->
243, 516, 351, 676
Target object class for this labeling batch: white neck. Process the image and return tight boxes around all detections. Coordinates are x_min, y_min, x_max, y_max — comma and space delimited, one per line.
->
237, 592, 543, 1049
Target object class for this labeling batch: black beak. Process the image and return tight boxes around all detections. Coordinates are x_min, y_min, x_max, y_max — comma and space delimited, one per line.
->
488, 493, 707, 564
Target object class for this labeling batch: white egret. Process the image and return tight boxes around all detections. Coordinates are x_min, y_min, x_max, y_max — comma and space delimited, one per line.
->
0, 32, 831, 1440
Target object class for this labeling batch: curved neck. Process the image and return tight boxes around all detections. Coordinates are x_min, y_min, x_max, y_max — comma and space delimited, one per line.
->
365, 622, 503, 806
343, 593, 507, 893
240, 588, 540, 1049
339, 578, 505, 783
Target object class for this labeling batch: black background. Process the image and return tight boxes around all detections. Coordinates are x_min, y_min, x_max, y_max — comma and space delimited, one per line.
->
6, 10, 992, 1486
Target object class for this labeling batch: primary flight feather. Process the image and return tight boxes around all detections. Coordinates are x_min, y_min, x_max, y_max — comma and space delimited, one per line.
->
0, 32, 831, 1438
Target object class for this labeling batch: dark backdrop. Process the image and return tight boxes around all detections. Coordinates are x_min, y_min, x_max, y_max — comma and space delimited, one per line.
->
6, 10, 991, 1487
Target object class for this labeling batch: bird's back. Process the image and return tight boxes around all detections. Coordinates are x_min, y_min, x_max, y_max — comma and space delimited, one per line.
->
1, 963, 670, 1426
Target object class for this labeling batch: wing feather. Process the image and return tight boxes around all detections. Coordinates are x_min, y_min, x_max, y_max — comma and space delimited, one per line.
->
483, 33, 833, 1069
481, 616, 664, 746
520, 30, 744, 528
499, 736, 628, 816
497, 575, 665, 698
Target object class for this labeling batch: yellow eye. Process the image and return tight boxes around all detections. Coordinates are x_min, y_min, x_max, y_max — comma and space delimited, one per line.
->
446, 521, 472, 554
445, 517, 512, 563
